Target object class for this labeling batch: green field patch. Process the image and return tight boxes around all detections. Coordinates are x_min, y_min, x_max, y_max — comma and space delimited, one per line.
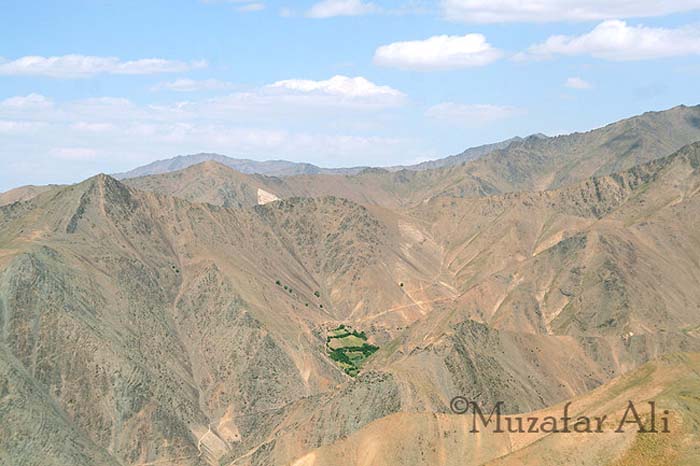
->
345, 351, 366, 364
328, 326, 350, 338
328, 334, 366, 350
325, 325, 378, 377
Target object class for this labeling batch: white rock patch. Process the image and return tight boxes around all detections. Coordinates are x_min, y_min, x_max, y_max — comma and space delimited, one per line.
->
257, 188, 279, 205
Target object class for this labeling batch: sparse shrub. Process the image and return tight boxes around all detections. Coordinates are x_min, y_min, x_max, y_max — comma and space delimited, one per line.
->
314, 291, 321, 298
275, 280, 281, 286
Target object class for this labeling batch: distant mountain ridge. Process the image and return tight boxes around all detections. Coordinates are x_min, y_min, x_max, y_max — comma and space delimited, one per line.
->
112, 135, 536, 180
112, 153, 354, 178
112, 105, 700, 185
6, 105, 700, 210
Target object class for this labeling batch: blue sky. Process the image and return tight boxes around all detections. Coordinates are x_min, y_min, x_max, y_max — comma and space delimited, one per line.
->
1, 0, 700, 191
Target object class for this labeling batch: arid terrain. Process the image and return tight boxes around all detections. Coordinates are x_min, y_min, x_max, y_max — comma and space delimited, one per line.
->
1, 104, 700, 466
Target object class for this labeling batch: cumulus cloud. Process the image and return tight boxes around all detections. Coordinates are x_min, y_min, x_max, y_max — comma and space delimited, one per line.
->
426, 103, 521, 125
565, 77, 592, 89
441, 0, 700, 23
267, 75, 404, 98
0, 55, 206, 78
524, 21, 700, 61
374, 34, 502, 70
152, 78, 237, 92
306, 0, 379, 18
202, 75, 407, 109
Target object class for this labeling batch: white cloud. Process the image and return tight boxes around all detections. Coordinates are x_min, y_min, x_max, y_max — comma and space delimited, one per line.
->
1, 77, 404, 127
152, 78, 236, 92
50, 147, 99, 160
306, 0, 379, 18
70, 122, 116, 132
525, 20, 700, 61
192, 75, 407, 109
1, 93, 53, 109
0, 120, 44, 133
426, 103, 521, 125
441, 0, 700, 23
0, 75, 418, 187
237, 2, 265, 11
565, 77, 592, 89
267, 75, 404, 98
374, 34, 502, 70
0, 55, 206, 78
201, 0, 265, 8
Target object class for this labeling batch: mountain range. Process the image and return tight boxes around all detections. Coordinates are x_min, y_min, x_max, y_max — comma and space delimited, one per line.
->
112, 136, 538, 180
1, 104, 700, 466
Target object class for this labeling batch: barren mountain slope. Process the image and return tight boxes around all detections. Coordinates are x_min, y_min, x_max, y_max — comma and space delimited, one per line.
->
4, 170, 688, 466
450, 104, 700, 194
291, 142, 700, 444
124, 160, 295, 208
402, 136, 531, 171
285, 352, 700, 466
0, 345, 121, 466
409, 142, 700, 338
0, 184, 60, 207
0, 175, 456, 465
330, 104, 700, 206
116, 143, 700, 465
2, 111, 700, 466
241, 142, 700, 463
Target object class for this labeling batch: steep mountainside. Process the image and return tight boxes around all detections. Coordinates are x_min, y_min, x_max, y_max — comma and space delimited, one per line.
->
287, 353, 700, 466
0, 175, 453, 465
403, 135, 535, 171
2, 108, 700, 466
124, 160, 295, 208
450, 104, 700, 194
411, 142, 700, 338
